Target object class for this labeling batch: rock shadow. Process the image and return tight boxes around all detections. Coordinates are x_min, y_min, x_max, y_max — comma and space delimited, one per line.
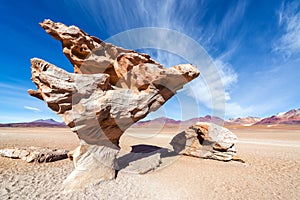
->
115, 144, 179, 174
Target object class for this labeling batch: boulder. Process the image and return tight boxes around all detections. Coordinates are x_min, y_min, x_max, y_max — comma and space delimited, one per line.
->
170, 122, 240, 162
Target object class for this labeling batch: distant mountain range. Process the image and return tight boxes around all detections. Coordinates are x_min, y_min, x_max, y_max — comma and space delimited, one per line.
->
0, 108, 299, 128
0, 119, 66, 127
133, 108, 300, 127
228, 116, 261, 126
253, 108, 300, 125
133, 115, 226, 128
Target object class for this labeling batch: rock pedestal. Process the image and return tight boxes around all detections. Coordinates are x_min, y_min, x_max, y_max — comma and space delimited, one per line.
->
28, 19, 199, 191
63, 144, 119, 191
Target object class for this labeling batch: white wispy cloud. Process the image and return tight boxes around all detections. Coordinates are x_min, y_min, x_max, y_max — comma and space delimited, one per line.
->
185, 57, 254, 118
225, 102, 254, 117
215, 0, 247, 41
186, 58, 237, 106
274, 1, 300, 56
24, 106, 41, 112
0, 82, 27, 92
214, 59, 238, 89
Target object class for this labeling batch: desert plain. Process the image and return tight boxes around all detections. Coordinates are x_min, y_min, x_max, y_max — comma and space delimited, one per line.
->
0, 125, 299, 200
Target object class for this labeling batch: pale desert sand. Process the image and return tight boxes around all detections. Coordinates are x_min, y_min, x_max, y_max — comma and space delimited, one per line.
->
0, 126, 299, 200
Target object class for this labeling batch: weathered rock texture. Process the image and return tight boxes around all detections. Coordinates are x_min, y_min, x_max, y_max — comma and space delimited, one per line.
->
28, 58, 198, 147
0, 147, 68, 163
29, 20, 199, 147
28, 19, 199, 191
63, 144, 119, 191
170, 122, 239, 161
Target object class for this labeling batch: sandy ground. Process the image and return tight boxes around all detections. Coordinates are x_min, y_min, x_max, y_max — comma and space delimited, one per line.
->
0, 126, 299, 200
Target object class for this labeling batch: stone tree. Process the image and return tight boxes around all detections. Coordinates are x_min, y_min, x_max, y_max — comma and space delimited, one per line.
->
28, 19, 200, 190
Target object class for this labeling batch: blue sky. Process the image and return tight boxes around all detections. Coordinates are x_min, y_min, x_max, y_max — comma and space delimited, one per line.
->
0, 0, 299, 122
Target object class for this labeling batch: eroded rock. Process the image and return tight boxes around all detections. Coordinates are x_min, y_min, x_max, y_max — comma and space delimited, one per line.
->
28, 20, 199, 191
170, 122, 240, 162
39, 19, 198, 88
0, 147, 68, 163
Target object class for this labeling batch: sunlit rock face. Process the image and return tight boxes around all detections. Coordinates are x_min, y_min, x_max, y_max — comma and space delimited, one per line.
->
170, 122, 239, 162
28, 19, 199, 191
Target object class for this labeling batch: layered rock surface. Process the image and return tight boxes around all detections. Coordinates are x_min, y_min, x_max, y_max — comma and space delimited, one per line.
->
29, 20, 199, 148
39, 19, 198, 88
170, 122, 240, 161
28, 19, 199, 191
0, 147, 68, 163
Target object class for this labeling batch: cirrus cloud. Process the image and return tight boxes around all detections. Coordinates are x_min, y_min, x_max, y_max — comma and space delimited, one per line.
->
274, 1, 300, 56
24, 106, 41, 112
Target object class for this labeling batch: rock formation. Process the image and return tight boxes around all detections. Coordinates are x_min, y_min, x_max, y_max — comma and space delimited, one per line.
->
28, 19, 199, 191
0, 147, 68, 163
170, 122, 241, 162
